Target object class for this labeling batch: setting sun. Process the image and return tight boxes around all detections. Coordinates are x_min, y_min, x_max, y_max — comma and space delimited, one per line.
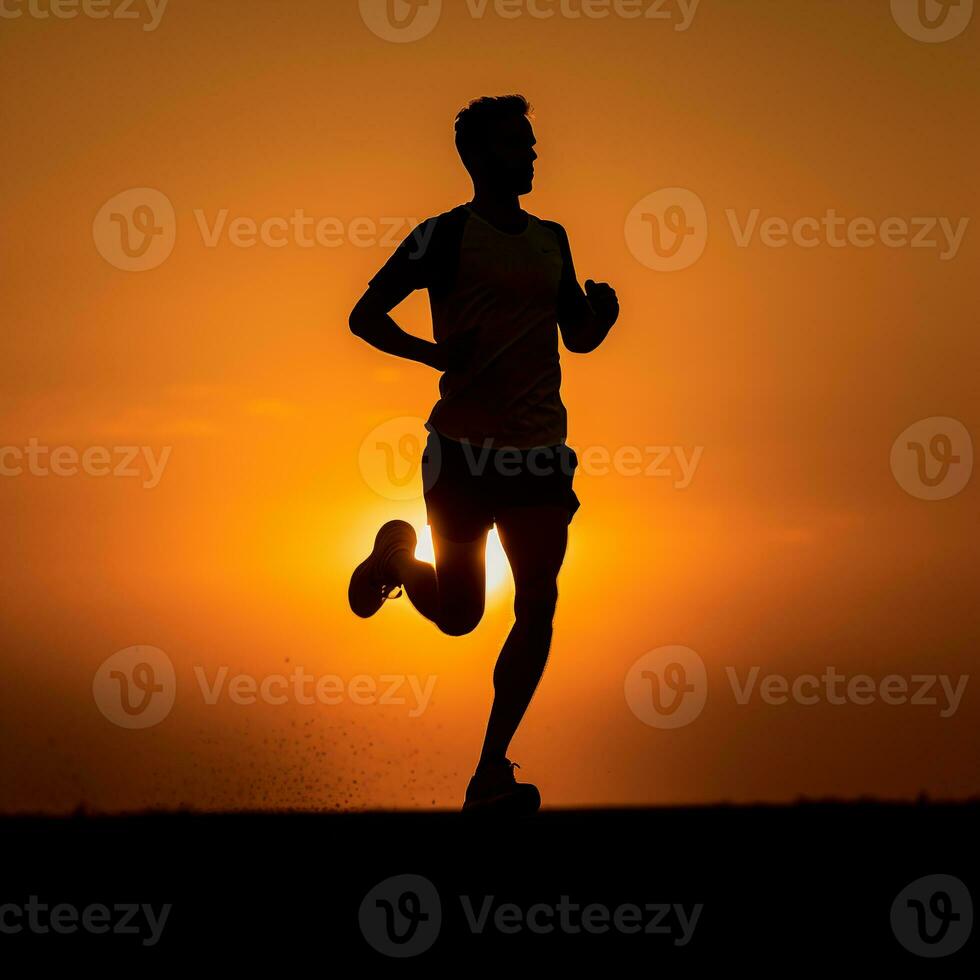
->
415, 524, 511, 595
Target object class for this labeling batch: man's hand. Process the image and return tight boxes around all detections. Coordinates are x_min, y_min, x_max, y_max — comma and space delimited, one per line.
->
434, 329, 478, 373
585, 279, 620, 329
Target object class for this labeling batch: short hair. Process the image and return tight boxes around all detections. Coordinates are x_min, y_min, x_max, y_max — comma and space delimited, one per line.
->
454, 95, 532, 170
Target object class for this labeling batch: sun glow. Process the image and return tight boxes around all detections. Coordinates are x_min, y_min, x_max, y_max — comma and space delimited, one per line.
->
415, 525, 511, 595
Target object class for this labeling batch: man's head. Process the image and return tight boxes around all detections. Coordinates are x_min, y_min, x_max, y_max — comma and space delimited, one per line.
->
455, 95, 537, 195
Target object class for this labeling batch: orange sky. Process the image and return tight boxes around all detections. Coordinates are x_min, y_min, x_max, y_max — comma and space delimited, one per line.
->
1, 0, 977, 812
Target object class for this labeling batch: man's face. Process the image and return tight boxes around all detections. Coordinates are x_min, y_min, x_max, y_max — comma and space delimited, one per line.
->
483, 115, 538, 195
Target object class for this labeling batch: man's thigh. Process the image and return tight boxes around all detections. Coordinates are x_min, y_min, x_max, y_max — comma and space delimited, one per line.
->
495, 505, 569, 591
431, 527, 488, 634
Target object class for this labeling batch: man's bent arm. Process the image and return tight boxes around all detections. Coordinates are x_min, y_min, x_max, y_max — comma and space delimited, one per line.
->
550, 223, 620, 354
558, 282, 617, 354
349, 286, 444, 371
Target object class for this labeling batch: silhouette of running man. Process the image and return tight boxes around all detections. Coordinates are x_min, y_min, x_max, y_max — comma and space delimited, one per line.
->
348, 95, 619, 813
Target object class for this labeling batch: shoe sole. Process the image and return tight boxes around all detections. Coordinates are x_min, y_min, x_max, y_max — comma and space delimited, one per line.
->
461, 784, 541, 817
348, 521, 416, 619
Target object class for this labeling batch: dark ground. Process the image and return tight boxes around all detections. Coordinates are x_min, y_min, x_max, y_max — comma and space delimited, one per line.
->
1, 801, 976, 969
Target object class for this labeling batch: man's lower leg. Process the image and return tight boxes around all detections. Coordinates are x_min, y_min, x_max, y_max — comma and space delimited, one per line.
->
477, 598, 554, 769
388, 549, 440, 622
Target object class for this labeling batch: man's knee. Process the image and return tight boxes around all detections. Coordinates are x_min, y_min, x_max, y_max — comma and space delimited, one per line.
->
438, 603, 484, 637
514, 579, 559, 629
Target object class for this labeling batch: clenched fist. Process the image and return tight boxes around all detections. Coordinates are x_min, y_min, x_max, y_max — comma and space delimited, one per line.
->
585, 279, 620, 328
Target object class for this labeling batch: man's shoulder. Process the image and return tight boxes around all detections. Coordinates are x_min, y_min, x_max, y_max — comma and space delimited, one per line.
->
530, 215, 570, 242
402, 206, 472, 251
414, 205, 471, 231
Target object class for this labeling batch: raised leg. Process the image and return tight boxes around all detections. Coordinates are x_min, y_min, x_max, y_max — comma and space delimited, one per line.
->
388, 527, 488, 636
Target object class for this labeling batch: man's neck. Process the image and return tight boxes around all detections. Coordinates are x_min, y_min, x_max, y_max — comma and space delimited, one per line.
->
468, 189, 527, 233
